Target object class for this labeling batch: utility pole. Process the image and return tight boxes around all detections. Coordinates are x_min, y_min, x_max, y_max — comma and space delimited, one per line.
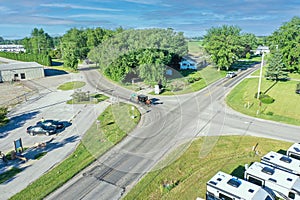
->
257, 52, 264, 99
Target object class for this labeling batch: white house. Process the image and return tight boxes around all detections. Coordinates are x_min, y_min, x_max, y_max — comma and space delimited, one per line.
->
254, 46, 270, 55
179, 59, 197, 70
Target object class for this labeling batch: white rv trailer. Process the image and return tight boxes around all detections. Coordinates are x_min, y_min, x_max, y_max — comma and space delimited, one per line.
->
245, 162, 300, 199
206, 171, 275, 200
287, 143, 300, 160
261, 151, 300, 176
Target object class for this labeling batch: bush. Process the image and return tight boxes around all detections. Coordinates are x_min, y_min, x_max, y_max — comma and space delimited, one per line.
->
254, 92, 275, 104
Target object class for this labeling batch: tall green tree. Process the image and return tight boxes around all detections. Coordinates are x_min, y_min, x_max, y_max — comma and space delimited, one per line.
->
203, 25, 244, 71
268, 16, 300, 72
23, 28, 54, 54
265, 50, 288, 81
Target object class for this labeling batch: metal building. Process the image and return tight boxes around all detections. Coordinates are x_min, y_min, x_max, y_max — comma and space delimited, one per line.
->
0, 62, 44, 82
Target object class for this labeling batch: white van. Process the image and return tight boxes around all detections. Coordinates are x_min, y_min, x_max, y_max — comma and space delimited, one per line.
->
206, 171, 275, 200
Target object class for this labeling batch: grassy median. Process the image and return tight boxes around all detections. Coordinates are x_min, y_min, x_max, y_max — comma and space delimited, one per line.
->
226, 75, 300, 126
10, 103, 140, 200
124, 135, 291, 200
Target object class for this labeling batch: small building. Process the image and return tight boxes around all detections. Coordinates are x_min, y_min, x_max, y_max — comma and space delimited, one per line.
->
254, 46, 270, 55
0, 62, 44, 82
179, 59, 197, 70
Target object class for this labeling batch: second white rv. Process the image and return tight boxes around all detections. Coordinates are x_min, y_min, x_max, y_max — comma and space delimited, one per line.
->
245, 162, 300, 199
261, 151, 300, 176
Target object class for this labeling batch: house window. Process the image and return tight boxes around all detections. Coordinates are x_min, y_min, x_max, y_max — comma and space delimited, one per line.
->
14, 74, 18, 78
20, 73, 26, 79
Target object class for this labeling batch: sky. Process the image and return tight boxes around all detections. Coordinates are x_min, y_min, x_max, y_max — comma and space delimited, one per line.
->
0, 0, 299, 39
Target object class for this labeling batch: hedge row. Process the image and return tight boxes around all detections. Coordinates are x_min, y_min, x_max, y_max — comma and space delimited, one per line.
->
0, 52, 52, 66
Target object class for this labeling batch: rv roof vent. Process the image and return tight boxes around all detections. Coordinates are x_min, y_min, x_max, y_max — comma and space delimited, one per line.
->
268, 178, 277, 182
270, 155, 275, 158
248, 189, 254, 193
217, 178, 222, 181
287, 178, 293, 182
263, 157, 270, 160
294, 147, 300, 152
280, 156, 292, 163
262, 167, 275, 175
227, 178, 242, 188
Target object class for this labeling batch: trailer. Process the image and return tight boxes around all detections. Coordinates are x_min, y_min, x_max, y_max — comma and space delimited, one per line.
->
245, 162, 300, 199
206, 171, 275, 200
287, 143, 300, 160
261, 151, 300, 176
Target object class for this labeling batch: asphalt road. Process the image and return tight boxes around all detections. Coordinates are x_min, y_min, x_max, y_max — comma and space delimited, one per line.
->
46, 65, 300, 200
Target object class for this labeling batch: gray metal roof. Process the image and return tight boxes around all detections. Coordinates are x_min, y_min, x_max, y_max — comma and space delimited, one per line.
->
0, 62, 43, 71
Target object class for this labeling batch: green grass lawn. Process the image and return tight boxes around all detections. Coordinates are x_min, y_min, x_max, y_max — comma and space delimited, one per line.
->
124, 135, 291, 200
10, 103, 140, 200
57, 81, 86, 90
188, 41, 203, 54
160, 66, 226, 95
226, 77, 300, 125
0, 168, 22, 184
66, 93, 109, 104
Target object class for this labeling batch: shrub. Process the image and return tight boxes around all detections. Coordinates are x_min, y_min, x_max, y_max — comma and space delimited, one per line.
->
266, 111, 274, 116
254, 92, 275, 104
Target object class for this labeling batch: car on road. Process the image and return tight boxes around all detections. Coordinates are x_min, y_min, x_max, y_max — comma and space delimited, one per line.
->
226, 71, 237, 78
27, 125, 56, 136
36, 119, 65, 129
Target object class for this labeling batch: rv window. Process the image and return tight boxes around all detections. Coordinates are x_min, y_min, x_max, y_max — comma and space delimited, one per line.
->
268, 178, 277, 183
219, 193, 233, 200
227, 178, 241, 188
262, 167, 274, 175
288, 192, 296, 199
265, 196, 273, 200
248, 176, 263, 186
290, 153, 300, 160
280, 156, 292, 163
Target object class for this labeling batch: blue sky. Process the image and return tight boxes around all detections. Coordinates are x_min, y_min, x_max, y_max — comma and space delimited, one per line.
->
0, 0, 299, 39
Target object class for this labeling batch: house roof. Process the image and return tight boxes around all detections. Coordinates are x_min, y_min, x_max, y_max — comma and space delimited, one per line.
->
0, 62, 43, 71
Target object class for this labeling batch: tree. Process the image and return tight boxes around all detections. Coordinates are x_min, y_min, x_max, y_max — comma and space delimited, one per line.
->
23, 28, 54, 54
203, 25, 244, 70
268, 16, 300, 73
88, 28, 187, 82
265, 50, 288, 81
0, 107, 8, 126
240, 33, 258, 57
138, 63, 166, 85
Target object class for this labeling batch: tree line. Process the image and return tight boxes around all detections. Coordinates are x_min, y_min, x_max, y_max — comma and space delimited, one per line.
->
203, 16, 300, 79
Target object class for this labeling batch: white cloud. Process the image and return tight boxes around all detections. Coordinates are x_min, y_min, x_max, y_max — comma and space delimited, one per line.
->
40, 3, 122, 12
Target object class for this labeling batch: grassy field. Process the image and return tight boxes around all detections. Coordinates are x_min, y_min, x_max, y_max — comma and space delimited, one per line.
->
10, 103, 140, 200
124, 135, 291, 200
57, 81, 86, 90
226, 76, 300, 125
188, 41, 203, 54
160, 66, 226, 95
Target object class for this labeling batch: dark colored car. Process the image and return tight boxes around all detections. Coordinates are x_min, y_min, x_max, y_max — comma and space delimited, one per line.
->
36, 120, 65, 129
27, 125, 56, 136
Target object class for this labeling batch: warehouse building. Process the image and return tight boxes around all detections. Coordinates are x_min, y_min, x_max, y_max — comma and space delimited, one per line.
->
0, 62, 44, 82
